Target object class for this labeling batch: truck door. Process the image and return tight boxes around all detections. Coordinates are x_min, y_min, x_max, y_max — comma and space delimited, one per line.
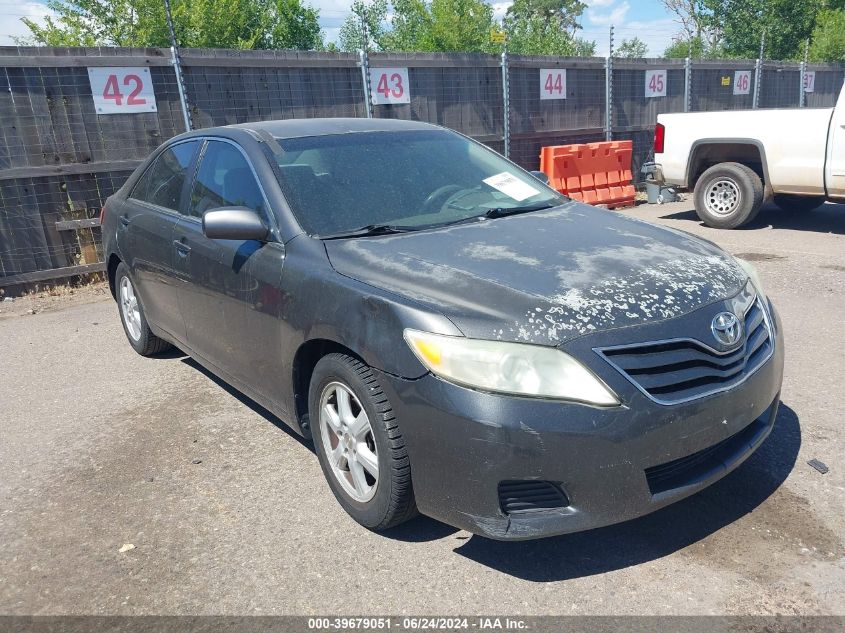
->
826, 86, 845, 198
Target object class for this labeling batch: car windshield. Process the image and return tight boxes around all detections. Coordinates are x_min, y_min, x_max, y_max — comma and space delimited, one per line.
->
271, 129, 565, 237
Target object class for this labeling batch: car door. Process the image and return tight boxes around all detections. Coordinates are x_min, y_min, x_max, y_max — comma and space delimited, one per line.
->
174, 139, 286, 405
121, 140, 200, 342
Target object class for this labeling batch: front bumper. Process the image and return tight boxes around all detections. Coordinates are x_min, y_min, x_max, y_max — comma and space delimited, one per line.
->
376, 301, 785, 540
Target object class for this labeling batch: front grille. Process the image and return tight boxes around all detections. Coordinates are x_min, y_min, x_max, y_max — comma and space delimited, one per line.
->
645, 417, 769, 495
596, 297, 773, 405
498, 480, 570, 514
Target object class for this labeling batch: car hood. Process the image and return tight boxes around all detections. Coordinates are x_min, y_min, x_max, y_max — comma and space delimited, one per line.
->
323, 201, 748, 346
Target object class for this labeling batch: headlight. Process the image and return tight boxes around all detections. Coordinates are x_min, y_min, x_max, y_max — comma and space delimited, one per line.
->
403, 329, 619, 406
735, 257, 767, 303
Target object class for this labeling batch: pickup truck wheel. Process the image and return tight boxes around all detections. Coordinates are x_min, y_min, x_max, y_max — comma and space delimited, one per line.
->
773, 194, 825, 212
694, 162, 763, 229
310, 353, 417, 531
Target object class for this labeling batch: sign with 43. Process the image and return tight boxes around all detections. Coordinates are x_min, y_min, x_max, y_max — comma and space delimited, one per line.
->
370, 68, 411, 105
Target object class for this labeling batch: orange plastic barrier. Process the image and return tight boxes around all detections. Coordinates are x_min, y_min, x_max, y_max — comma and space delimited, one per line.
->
539, 141, 636, 209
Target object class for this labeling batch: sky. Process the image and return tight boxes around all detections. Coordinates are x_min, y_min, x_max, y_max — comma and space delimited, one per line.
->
0, 0, 681, 55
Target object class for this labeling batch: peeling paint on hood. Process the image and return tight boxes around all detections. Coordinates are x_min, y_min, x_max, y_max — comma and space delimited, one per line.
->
324, 201, 748, 345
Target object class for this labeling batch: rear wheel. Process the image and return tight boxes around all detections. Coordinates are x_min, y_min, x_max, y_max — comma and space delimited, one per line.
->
773, 194, 825, 212
310, 353, 417, 531
694, 162, 764, 229
115, 262, 172, 356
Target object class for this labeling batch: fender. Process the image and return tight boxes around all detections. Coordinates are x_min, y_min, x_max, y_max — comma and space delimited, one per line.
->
685, 138, 771, 190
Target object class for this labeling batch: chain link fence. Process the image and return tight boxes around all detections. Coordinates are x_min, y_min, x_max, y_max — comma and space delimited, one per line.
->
0, 44, 843, 288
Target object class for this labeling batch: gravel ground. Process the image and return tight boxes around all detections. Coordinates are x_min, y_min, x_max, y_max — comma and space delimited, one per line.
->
1, 199, 843, 616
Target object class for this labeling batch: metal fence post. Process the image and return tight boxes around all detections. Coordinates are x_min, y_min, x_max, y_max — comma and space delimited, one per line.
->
800, 39, 809, 108
684, 56, 692, 112
799, 60, 807, 107
170, 47, 192, 132
753, 31, 765, 109
501, 50, 510, 159
605, 26, 614, 142
752, 58, 762, 109
359, 49, 373, 119
164, 0, 192, 131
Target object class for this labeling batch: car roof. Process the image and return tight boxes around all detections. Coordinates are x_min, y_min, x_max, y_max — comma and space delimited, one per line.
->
184, 118, 442, 141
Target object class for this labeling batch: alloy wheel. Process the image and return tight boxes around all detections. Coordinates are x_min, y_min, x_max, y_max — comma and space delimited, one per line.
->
119, 276, 142, 341
318, 381, 379, 503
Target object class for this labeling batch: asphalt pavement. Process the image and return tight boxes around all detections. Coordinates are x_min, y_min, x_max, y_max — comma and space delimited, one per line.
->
1, 199, 843, 615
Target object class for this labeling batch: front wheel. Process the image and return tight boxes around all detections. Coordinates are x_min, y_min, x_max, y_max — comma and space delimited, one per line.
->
773, 194, 825, 212
310, 353, 417, 531
694, 162, 763, 229
115, 262, 172, 356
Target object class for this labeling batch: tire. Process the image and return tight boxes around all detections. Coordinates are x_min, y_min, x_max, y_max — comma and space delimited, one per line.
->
115, 262, 172, 356
773, 194, 825, 212
310, 353, 417, 531
693, 162, 764, 229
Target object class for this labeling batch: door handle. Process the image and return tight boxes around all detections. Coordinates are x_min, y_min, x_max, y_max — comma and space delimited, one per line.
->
119, 215, 130, 227
173, 239, 191, 256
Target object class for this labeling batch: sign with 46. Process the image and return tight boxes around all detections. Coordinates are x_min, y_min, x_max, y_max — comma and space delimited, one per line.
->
733, 70, 752, 95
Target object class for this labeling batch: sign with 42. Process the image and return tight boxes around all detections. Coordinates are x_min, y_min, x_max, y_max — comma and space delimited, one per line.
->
88, 67, 157, 114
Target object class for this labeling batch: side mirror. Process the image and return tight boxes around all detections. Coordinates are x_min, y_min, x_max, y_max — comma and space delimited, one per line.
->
530, 170, 550, 185
202, 207, 268, 241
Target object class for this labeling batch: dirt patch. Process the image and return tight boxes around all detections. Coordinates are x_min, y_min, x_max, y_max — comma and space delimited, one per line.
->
734, 252, 787, 262
820, 265, 845, 273
0, 281, 111, 319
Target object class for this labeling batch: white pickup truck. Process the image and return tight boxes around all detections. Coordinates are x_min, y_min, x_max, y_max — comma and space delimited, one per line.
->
654, 83, 845, 228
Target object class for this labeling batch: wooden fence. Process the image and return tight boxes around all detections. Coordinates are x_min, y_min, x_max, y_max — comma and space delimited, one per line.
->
0, 45, 843, 288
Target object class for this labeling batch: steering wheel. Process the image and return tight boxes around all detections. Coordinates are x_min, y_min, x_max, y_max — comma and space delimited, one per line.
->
421, 185, 464, 213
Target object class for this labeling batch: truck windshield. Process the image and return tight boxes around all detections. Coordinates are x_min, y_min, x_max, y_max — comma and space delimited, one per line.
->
272, 129, 564, 237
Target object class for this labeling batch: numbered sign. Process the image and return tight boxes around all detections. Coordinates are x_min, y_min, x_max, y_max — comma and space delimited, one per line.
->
370, 68, 411, 105
645, 69, 667, 98
88, 67, 156, 114
803, 71, 816, 93
540, 69, 567, 100
733, 70, 752, 95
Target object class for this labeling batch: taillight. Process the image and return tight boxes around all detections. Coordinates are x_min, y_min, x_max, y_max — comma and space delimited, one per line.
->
654, 123, 665, 154
99, 203, 107, 226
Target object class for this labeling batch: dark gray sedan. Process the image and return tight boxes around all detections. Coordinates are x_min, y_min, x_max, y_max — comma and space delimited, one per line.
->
101, 119, 784, 540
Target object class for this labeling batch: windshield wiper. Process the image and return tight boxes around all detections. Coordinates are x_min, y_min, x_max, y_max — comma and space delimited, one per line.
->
485, 202, 557, 219
319, 224, 414, 240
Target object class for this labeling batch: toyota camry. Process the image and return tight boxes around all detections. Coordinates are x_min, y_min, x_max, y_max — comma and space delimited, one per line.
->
101, 119, 784, 540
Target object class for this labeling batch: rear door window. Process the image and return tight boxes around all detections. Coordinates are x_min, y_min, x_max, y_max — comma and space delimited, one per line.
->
130, 141, 199, 211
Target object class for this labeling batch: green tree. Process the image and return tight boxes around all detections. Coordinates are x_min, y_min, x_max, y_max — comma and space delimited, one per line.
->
504, 15, 595, 55
20, 0, 323, 49
616, 37, 648, 58
386, 0, 495, 52
336, 0, 594, 55
808, 8, 845, 60
663, 35, 712, 57
337, 0, 389, 50
506, 0, 586, 34
267, 0, 323, 50
699, 0, 825, 59
502, 0, 595, 56
659, 0, 721, 50
339, 0, 495, 53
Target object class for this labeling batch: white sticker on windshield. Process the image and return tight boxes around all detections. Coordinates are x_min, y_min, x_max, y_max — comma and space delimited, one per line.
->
482, 172, 540, 202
